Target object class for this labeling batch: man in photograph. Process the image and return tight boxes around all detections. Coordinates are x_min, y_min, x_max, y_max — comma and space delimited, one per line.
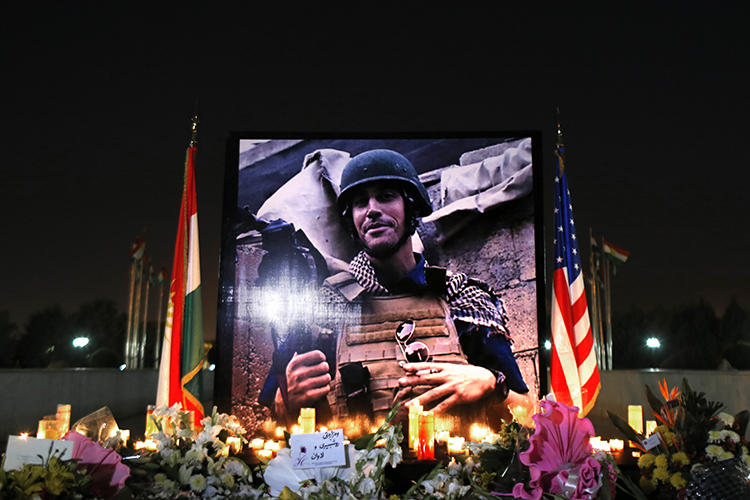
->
261, 149, 528, 425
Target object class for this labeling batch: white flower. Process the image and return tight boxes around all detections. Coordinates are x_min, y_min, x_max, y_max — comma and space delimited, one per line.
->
189, 474, 207, 492
264, 446, 359, 496
357, 477, 376, 495
161, 448, 182, 468
717, 412, 735, 427
202, 484, 218, 498
708, 430, 723, 443
223, 457, 249, 478
721, 429, 741, 443
237, 484, 264, 499
178, 464, 194, 485
185, 447, 204, 466
221, 472, 235, 488
447, 480, 471, 499
195, 429, 216, 447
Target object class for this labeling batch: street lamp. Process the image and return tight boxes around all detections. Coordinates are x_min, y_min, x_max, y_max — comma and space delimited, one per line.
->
646, 337, 661, 349
72, 336, 90, 348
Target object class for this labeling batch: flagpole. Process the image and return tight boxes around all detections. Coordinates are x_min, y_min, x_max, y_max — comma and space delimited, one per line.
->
588, 227, 602, 369
125, 257, 137, 368
139, 261, 152, 368
154, 271, 165, 367
131, 258, 144, 368
602, 236, 614, 369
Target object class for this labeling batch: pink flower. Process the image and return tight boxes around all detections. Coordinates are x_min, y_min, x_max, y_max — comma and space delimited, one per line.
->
514, 400, 597, 500
63, 430, 130, 497
572, 457, 602, 499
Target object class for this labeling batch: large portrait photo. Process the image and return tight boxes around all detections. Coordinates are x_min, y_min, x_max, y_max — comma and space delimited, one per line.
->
216, 135, 545, 438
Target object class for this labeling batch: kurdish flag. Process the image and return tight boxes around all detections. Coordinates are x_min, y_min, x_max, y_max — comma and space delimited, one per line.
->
156, 141, 205, 420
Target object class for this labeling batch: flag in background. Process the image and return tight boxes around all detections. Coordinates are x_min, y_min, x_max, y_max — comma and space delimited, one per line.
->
602, 238, 630, 264
550, 139, 601, 416
156, 120, 205, 420
130, 235, 146, 260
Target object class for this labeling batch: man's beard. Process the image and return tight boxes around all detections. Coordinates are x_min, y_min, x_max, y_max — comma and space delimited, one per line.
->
361, 229, 412, 259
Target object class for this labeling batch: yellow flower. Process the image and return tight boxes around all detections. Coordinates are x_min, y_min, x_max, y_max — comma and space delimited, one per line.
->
654, 454, 668, 469
640, 476, 656, 493
662, 431, 676, 443
706, 444, 724, 459
653, 467, 670, 482
656, 425, 670, 435
638, 453, 656, 469
672, 451, 690, 466
670, 472, 686, 489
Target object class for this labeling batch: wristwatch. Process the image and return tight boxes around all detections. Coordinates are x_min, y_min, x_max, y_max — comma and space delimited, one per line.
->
487, 368, 509, 399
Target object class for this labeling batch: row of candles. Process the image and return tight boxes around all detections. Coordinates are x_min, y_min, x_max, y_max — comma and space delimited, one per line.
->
27, 403, 656, 463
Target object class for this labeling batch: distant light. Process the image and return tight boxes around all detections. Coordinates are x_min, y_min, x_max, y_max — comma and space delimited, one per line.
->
646, 337, 661, 349
119, 364, 126, 371
544, 340, 552, 350
208, 364, 216, 371
72, 337, 90, 348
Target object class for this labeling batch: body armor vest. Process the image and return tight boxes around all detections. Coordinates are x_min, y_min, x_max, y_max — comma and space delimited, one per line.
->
323, 270, 469, 421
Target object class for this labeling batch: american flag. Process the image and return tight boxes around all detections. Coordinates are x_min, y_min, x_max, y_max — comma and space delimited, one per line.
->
550, 146, 601, 416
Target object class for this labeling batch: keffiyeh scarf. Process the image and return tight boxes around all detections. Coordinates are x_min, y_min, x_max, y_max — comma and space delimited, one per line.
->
346, 251, 512, 341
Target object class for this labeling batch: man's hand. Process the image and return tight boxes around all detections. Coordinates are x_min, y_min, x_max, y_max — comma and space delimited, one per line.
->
394, 362, 496, 413
281, 350, 331, 414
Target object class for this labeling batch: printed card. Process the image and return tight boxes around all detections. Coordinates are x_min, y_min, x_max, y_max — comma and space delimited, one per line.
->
289, 429, 346, 469
3, 436, 74, 471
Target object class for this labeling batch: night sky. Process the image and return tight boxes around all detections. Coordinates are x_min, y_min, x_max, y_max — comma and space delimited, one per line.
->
3, 5, 749, 341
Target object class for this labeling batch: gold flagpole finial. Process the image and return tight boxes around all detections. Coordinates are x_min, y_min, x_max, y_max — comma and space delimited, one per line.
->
189, 112, 199, 148
554, 105, 566, 173
554, 105, 564, 150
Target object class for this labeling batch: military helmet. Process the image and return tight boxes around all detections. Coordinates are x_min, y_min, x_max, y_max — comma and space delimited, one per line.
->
338, 149, 432, 216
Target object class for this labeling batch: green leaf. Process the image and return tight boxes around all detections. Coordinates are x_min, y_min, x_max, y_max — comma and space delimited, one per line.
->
279, 485, 302, 500
734, 410, 749, 438
607, 411, 643, 444
352, 433, 374, 450
644, 384, 663, 416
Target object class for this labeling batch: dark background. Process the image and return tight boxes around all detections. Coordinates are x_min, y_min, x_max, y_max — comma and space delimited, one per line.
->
2, 5, 748, 356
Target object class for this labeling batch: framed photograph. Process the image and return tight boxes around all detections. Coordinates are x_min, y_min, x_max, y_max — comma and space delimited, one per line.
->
215, 134, 545, 437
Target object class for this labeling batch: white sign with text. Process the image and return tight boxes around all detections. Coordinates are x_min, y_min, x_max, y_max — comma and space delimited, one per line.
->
289, 429, 346, 469
3, 436, 74, 471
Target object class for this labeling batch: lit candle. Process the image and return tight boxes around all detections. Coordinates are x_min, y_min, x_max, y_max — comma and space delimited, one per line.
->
19, 433, 29, 440
227, 436, 242, 454
469, 423, 490, 443
447, 436, 465, 455
609, 439, 624, 452
257, 449, 273, 460
134, 439, 158, 451
263, 440, 280, 457
417, 411, 435, 460
299, 408, 315, 434
264, 440, 280, 452
290, 424, 302, 435
145, 405, 158, 437
274, 426, 285, 439
56, 404, 71, 435
627, 405, 643, 447
408, 403, 423, 450
645, 420, 657, 436
590, 436, 610, 452
250, 438, 265, 450
436, 430, 451, 443
120, 429, 130, 447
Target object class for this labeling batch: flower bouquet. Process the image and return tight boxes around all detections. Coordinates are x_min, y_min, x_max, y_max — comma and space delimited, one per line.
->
0, 431, 129, 499
123, 404, 263, 499
608, 378, 750, 499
